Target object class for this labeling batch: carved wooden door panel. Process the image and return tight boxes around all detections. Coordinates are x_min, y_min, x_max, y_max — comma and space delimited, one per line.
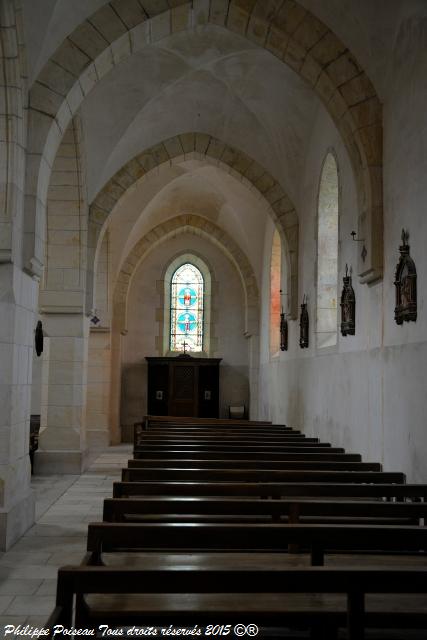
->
169, 364, 197, 416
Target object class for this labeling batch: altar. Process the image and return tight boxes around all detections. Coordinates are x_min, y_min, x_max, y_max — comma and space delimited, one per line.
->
146, 355, 222, 418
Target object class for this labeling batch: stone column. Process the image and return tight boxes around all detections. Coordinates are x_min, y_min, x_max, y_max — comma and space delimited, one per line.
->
0, 264, 37, 549
34, 313, 89, 474
86, 328, 111, 449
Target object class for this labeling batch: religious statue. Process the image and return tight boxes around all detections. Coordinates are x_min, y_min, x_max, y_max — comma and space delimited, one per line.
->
394, 229, 417, 324
299, 295, 309, 348
340, 264, 356, 336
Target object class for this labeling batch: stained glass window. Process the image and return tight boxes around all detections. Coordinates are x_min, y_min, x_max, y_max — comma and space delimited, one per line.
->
170, 263, 204, 352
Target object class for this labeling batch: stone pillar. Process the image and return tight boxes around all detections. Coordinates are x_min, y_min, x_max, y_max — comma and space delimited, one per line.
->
0, 264, 37, 550
86, 328, 111, 449
34, 313, 89, 474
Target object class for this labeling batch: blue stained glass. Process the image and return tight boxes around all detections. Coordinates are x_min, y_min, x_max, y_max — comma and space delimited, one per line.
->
177, 312, 197, 333
178, 287, 197, 307
170, 263, 204, 352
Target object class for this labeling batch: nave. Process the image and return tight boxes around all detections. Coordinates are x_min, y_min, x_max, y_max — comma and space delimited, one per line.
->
36, 417, 427, 640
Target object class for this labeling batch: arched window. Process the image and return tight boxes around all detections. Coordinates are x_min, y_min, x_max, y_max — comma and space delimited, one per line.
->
270, 229, 282, 355
316, 152, 339, 349
170, 263, 204, 352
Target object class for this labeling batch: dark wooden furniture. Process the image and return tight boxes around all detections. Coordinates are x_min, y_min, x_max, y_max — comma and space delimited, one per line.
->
127, 458, 382, 471
85, 521, 427, 566
121, 468, 404, 483
113, 481, 426, 499
146, 356, 221, 417
103, 497, 427, 525
46, 565, 427, 639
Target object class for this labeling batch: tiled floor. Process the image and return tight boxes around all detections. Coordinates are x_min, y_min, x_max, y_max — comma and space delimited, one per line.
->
0, 445, 131, 636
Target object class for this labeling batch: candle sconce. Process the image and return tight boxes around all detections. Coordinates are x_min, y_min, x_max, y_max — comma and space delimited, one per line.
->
351, 230, 367, 262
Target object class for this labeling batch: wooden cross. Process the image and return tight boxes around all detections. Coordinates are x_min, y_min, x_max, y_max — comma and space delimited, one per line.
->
182, 341, 188, 355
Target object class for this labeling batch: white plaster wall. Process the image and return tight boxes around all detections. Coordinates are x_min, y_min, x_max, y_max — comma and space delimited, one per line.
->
258, 31, 427, 482
121, 233, 249, 438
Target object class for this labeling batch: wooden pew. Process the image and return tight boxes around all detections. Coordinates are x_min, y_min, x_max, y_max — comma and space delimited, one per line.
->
137, 435, 317, 444
135, 443, 339, 454
103, 496, 427, 525
134, 450, 361, 460
134, 446, 348, 458
113, 481, 423, 499
46, 564, 427, 639
85, 521, 427, 566
121, 468, 404, 484
143, 415, 273, 426
127, 458, 382, 471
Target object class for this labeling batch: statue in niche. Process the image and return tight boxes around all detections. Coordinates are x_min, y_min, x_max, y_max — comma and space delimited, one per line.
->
394, 229, 417, 324
280, 290, 288, 351
299, 295, 309, 349
340, 264, 356, 336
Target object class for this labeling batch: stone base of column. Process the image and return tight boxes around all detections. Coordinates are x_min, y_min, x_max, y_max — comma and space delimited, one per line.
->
34, 449, 89, 474
0, 491, 35, 551
86, 429, 110, 450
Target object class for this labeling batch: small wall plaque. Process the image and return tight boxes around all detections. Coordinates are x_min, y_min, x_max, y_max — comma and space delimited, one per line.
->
204, 390, 211, 400
155, 390, 163, 400
340, 264, 356, 336
394, 229, 417, 324
299, 295, 309, 349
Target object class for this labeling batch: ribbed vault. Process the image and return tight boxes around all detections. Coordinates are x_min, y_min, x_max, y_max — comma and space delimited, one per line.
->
25, 0, 382, 285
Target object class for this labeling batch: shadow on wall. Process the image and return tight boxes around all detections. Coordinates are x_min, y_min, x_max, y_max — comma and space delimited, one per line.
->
219, 364, 249, 419
120, 362, 147, 443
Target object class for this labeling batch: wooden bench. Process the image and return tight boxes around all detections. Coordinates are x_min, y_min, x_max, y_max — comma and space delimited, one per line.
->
46, 564, 427, 639
127, 458, 382, 471
134, 446, 348, 458
133, 450, 361, 460
121, 468, 405, 484
102, 496, 427, 525
85, 521, 427, 566
137, 435, 317, 444
113, 481, 423, 499
142, 415, 273, 426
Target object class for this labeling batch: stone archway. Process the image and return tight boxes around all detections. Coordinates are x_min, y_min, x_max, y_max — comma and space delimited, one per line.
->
24, 0, 383, 286
112, 213, 260, 337
89, 133, 295, 316
107, 214, 261, 441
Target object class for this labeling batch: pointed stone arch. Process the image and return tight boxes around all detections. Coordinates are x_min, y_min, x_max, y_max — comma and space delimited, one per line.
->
113, 213, 260, 338
87, 132, 298, 318
24, 0, 383, 286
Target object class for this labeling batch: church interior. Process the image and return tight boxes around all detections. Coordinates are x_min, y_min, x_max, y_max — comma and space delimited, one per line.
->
1, 0, 427, 637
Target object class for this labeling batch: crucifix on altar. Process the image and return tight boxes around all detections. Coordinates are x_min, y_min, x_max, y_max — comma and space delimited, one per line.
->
182, 341, 188, 355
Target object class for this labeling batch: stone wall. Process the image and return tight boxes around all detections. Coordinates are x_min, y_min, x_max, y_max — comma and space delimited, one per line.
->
121, 232, 249, 440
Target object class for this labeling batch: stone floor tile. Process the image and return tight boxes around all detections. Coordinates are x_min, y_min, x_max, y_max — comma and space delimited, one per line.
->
47, 551, 86, 566
5, 595, 55, 616
0, 597, 14, 615
34, 579, 57, 596
0, 552, 51, 566
0, 579, 42, 596
3, 565, 59, 580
